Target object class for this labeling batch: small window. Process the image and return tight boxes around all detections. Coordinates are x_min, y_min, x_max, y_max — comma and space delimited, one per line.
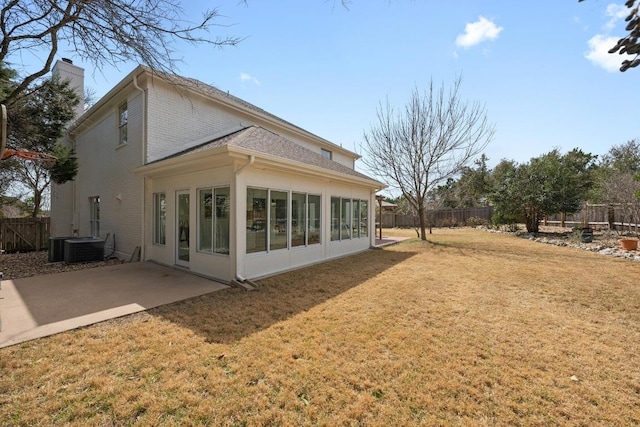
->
308, 194, 321, 245
341, 198, 351, 240
291, 192, 306, 247
89, 196, 100, 237
360, 200, 369, 237
247, 188, 267, 253
118, 102, 128, 145
153, 193, 166, 245
321, 148, 332, 160
198, 187, 230, 254
352, 200, 360, 238
331, 197, 341, 241
270, 190, 288, 251
289, 193, 321, 247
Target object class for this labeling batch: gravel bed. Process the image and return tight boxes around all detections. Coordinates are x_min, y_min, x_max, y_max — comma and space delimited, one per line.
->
486, 225, 640, 262
0, 251, 125, 280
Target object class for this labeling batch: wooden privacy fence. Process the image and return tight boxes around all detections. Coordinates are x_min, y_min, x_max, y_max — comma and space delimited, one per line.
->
0, 217, 50, 253
380, 207, 494, 228
544, 204, 640, 231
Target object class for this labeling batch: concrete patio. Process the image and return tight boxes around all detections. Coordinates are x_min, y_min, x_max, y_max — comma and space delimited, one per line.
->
0, 262, 227, 348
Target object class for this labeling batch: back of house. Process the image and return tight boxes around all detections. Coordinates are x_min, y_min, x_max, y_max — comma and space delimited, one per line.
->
51, 61, 383, 282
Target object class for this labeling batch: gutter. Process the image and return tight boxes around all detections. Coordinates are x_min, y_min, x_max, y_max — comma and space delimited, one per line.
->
133, 73, 146, 261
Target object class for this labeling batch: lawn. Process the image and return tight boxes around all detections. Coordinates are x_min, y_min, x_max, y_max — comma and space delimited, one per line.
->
1, 228, 639, 426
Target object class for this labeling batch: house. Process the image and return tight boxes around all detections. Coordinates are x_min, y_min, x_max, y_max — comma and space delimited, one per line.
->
380, 200, 398, 212
50, 60, 384, 282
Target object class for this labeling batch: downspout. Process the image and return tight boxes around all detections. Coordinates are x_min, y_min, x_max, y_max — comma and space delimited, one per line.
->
133, 74, 147, 261
236, 155, 255, 174
234, 155, 255, 280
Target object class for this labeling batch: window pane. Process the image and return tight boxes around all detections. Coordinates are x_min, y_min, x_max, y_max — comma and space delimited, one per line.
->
154, 193, 166, 244
331, 197, 340, 241
214, 187, 230, 254
119, 103, 128, 145
360, 200, 369, 237
291, 193, 306, 247
308, 195, 321, 245
90, 196, 100, 237
198, 189, 213, 252
352, 200, 360, 238
341, 198, 351, 240
246, 188, 267, 253
270, 190, 288, 251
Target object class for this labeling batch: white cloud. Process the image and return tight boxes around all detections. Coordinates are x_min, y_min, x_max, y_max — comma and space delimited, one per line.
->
585, 34, 621, 72
455, 16, 503, 49
240, 72, 260, 86
584, 4, 632, 72
604, 3, 627, 30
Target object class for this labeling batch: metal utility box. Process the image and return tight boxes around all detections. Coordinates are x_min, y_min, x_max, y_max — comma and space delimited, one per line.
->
63, 238, 105, 263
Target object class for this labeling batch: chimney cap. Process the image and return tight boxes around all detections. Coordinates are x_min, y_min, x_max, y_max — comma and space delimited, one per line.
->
61, 58, 73, 64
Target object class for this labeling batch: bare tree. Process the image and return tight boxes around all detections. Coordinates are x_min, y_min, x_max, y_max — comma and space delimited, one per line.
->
0, 0, 241, 105
602, 171, 640, 235
361, 77, 495, 240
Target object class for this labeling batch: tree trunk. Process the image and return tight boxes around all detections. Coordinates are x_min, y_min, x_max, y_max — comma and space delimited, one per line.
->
31, 190, 42, 218
525, 208, 539, 233
418, 205, 427, 240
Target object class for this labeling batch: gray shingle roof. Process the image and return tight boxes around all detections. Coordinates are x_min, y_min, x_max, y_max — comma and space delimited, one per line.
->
156, 126, 378, 183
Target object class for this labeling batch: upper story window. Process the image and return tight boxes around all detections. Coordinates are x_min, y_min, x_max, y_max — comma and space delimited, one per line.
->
118, 102, 128, 145
321, 148, 332, 160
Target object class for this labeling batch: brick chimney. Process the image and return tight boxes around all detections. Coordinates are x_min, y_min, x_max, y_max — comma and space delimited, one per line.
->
52, 58, 84, 119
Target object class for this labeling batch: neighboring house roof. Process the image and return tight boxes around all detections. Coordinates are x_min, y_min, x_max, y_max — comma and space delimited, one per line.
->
147, 126, 381, 186
1, 204, 24, 218
381, 201, 398, 208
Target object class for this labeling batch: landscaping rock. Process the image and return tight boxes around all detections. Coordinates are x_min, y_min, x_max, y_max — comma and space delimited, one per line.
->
483, 225, 640, 263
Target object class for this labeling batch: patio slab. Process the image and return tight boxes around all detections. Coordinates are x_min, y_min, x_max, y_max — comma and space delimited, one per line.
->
0, 262, 227, 348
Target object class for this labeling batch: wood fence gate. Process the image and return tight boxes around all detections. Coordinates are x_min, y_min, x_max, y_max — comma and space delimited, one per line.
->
0, 217, 50, 252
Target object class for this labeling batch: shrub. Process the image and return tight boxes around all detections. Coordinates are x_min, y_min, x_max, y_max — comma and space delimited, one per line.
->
466, 216, 489, 227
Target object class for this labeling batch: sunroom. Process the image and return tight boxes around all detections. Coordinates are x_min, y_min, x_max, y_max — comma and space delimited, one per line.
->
137, 126, 383, 282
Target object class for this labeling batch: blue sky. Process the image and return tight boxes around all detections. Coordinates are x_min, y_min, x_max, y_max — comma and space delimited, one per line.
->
44, 1, 640, 170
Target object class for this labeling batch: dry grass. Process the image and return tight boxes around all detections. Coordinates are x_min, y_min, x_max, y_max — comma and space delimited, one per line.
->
2, 228, 640, 426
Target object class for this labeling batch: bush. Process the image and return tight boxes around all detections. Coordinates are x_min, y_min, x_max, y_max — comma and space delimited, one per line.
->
494, 223, 520, 232
466, 216, 489, 227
